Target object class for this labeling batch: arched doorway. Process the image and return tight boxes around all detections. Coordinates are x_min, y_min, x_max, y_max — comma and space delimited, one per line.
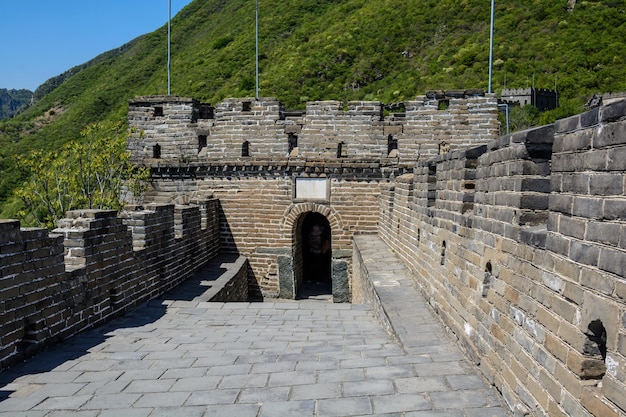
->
298, 212, 332, 299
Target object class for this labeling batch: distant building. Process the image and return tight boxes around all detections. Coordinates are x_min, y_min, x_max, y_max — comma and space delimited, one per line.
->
500, 87, 558, 111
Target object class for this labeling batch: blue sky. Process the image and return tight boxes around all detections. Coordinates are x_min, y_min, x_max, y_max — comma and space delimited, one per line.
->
1, 0, 193, 91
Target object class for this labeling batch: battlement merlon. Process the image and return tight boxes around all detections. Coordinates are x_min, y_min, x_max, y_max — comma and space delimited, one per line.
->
127, 92, 498, 164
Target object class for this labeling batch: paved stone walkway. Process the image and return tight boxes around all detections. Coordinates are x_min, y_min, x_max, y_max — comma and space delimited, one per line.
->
0, 255, 511, 417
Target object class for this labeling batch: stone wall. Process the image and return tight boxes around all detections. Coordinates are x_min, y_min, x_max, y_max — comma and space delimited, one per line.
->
127, 91, 498, 165
144, 160, 405, 299
377, 100, 626, 417
128, 92, 498, 300
0, 199, 220, 369
204, 255, 250, 302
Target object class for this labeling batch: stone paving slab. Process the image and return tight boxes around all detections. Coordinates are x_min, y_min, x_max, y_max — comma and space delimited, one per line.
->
0, 255, 512, 416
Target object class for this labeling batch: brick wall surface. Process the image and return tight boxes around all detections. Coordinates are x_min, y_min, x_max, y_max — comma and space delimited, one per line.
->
128, 91, 497, 165
129, 92, 497, 300
0, 199, 220, 369
378, 100, 626, 417
144, 163, 391, 298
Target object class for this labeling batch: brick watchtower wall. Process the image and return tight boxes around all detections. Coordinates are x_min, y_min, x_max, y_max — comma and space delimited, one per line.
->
377, 99, 626, 417
127, 91, 498, 166
402, 91, 499, 159
211, 98, 287, 157
297, 100, 385, 159
0, 199, 221, 369
127, 92, 498, 299
145, 159, 408, 299
127, 96, 202, 162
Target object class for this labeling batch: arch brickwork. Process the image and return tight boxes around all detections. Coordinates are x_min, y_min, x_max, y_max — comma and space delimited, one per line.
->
280, 202, 343, 239
277, 203, 349, 302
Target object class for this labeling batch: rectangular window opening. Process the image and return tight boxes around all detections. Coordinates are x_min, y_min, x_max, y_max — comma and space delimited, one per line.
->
153, 143, 161, 159
198, 104, 214, 119
242, 141, 250, 157
337, 142, 347, 158
198, 135, 207, 153
427, 163, 437, 207
288, 133, 298, 155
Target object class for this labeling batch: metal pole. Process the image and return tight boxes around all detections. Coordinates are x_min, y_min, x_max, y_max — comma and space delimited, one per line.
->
488, 0, 494, 94
255, 0, 259, 99
168, 0, 171, 95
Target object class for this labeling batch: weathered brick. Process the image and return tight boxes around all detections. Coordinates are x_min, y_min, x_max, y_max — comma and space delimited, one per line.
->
580, 107, 600, 128
520, 194, 549, 210
598, 247, 626, 278
566, 349, 606, 379
594, 121, 626, 148
589, 173, 623, 196
558, 129, 595, 154
559, 216, 586, 240
544, 332, 569, 364
569, 240, 600, 267
555, 114, 580, 134
602, 376, 626, 413
618, 332, 626, 358
562, 173, 589, 194
549, 194, 573, 214
581, 149, 608, 171
606, 147, 626, 171
586, 221, 619, 246
558, 321, 586, 352
545, 232, 570, 257
581, 387, 620, 417
603, 198, 626, 221
547, 400, 569, 417
572, 196, 603, 220
553, 361, 583, 399
561, 392, 596, 417
581, 291, 621, 350
524, 124, 556, 144
600, 99, 626, 122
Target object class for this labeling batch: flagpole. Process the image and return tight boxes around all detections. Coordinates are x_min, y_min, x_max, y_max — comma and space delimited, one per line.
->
488, 0, 494, 94
168, 0, 171, 95
255, 0, 259, 100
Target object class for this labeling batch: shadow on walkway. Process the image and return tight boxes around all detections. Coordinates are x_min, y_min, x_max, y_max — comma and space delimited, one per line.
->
0, 252, 239, 402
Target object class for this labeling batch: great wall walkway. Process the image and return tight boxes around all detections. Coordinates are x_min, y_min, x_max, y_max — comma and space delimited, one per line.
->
0, 239, 511, 417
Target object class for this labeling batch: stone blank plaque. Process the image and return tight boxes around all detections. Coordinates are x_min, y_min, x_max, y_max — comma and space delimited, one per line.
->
294, 178, 329, 201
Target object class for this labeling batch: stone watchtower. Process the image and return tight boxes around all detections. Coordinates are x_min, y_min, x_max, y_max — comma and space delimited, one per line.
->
127, 91, 498, 301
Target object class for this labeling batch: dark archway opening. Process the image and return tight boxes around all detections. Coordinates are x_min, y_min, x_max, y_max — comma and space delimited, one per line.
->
299, 212, 332, 298
585, 320, 607, 361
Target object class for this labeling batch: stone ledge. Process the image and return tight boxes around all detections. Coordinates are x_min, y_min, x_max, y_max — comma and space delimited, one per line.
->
352, 234, 455, 353
164, 253, 249, 305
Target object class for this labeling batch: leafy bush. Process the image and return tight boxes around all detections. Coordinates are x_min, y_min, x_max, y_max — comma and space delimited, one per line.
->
15, 122, 150, 228
213, 35, 234, 49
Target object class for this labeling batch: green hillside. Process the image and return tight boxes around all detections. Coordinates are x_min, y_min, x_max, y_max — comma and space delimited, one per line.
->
1, 0, 625, 219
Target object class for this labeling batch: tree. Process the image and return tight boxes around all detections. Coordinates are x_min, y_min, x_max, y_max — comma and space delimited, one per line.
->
508, 105, 540, 133
15, 121, 150, 228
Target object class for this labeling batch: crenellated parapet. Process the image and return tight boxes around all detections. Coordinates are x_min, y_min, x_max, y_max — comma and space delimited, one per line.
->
378, 99, 626, 417
127, 90, 498, 166
0, 199, 222, 369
